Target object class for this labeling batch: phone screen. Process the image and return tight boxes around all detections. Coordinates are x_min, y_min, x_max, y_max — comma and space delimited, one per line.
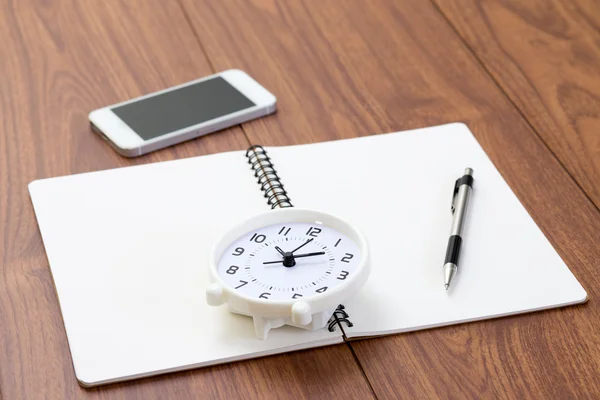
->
111, 77, 255, 140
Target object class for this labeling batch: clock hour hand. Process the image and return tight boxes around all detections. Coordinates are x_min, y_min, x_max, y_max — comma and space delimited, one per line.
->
275, 246, 286, 256
262, 251, 325, 265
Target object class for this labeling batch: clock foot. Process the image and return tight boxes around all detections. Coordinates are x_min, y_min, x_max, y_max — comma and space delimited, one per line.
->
291, 301, 312, 325
206, 283, 225, 306
253, 316, 285, 340
251, 309, 336, 339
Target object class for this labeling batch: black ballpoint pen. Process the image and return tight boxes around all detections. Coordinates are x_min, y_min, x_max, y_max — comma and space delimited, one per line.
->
443, 168, 474, 290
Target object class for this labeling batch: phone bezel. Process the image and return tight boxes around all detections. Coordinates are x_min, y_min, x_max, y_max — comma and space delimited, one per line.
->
88, 69, 276, 156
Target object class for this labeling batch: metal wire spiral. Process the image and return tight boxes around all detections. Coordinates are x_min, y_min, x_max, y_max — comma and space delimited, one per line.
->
327, 304, 353, 332
245, 145, 293, 209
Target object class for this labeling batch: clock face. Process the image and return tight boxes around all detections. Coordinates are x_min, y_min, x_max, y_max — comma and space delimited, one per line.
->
216, 221, 361, 301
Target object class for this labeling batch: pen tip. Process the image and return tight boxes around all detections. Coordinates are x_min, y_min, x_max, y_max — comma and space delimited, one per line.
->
445, 284, 449, 290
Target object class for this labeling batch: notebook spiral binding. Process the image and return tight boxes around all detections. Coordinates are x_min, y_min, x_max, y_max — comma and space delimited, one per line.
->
245, 146, 352, 334
327, 304, 353, 333
245, 145, 293, 209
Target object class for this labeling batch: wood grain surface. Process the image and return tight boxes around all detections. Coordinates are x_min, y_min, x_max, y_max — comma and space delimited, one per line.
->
0, 0, 374, 399
179, 0, 600, 398
433, 0, 600, 211
2, 0, 600, 398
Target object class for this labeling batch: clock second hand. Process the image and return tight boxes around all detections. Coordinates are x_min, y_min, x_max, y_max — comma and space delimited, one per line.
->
263, 251, 325, 265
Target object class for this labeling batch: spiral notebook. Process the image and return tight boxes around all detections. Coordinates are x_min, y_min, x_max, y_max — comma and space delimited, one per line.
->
29, 123, 586, 387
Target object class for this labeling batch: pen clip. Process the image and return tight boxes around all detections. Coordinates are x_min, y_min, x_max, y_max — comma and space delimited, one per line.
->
451, 178, 460, 214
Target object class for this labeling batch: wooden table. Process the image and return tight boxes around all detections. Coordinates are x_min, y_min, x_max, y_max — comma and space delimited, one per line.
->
2, 1, 599, 398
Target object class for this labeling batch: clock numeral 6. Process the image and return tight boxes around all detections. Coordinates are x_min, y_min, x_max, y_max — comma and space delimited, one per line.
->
315, 286, 328, 293
306, 227, 322, 237
235, 280, 248, 289
226, 265, 239, 275
341, 253, 354, 263
337, 270, 350, 280
250, 233, 266, 243
232, 247, 245, 256
259, 292, 271, 299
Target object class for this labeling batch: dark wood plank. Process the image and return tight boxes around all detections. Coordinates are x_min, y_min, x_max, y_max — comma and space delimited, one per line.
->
179, 0, 600, 398
0, 0, 374, 399
433, 0, 600, 210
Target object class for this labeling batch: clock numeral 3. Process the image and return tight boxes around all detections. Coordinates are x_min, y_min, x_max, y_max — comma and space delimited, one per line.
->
341, 253, 354, 263
235, 280, 248, 289
292, 293, 303, 299
278, 226, 291, 236
232, 247, 245, 256
306, 227, 322, 237
250, 233, 266, 243
259, 292, 271, 299
226, 265, 239, 275
315, 286, 328, 293
337, 270, 350, 280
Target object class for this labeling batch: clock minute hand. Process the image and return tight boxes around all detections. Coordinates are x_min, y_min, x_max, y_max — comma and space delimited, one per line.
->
262, 251, 325, 264
290, 238, 314, 254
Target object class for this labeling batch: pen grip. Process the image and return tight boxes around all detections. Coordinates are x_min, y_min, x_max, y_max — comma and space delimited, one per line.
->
444, 235, 462, 265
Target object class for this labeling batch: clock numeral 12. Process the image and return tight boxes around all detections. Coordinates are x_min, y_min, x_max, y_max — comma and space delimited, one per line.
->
278, 226, 291, 236
341, 253, 354, 263
235, 280, 248, 289
250, 233, 266, 243
306, 227, 322, 237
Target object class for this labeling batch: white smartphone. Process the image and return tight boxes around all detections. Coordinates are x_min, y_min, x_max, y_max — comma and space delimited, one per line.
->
89, 69, 276, 157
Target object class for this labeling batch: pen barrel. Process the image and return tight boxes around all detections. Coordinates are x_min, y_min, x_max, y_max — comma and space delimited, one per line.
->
450, 182, 472, 236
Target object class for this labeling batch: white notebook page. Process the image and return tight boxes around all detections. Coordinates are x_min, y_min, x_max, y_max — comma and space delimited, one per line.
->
29, 151, 342, 387
266, 123, 587, 337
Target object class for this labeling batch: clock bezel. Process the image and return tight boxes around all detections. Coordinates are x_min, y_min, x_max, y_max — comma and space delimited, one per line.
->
208, 208, 370, 318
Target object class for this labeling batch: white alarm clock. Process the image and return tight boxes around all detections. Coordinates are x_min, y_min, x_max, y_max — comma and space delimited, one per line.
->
206, 208, 370, 339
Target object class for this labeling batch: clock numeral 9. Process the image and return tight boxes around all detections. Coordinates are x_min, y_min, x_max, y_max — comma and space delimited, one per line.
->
315, 286, 328, 293
232, 247, 245, 256
259, 292, 271, 299
250, 233, 266, 243
341, 253, 354, 263
226, 265, 239, 275
337, 270, 349, 280
235, 280, 248, 289
306, 227, 322, 237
